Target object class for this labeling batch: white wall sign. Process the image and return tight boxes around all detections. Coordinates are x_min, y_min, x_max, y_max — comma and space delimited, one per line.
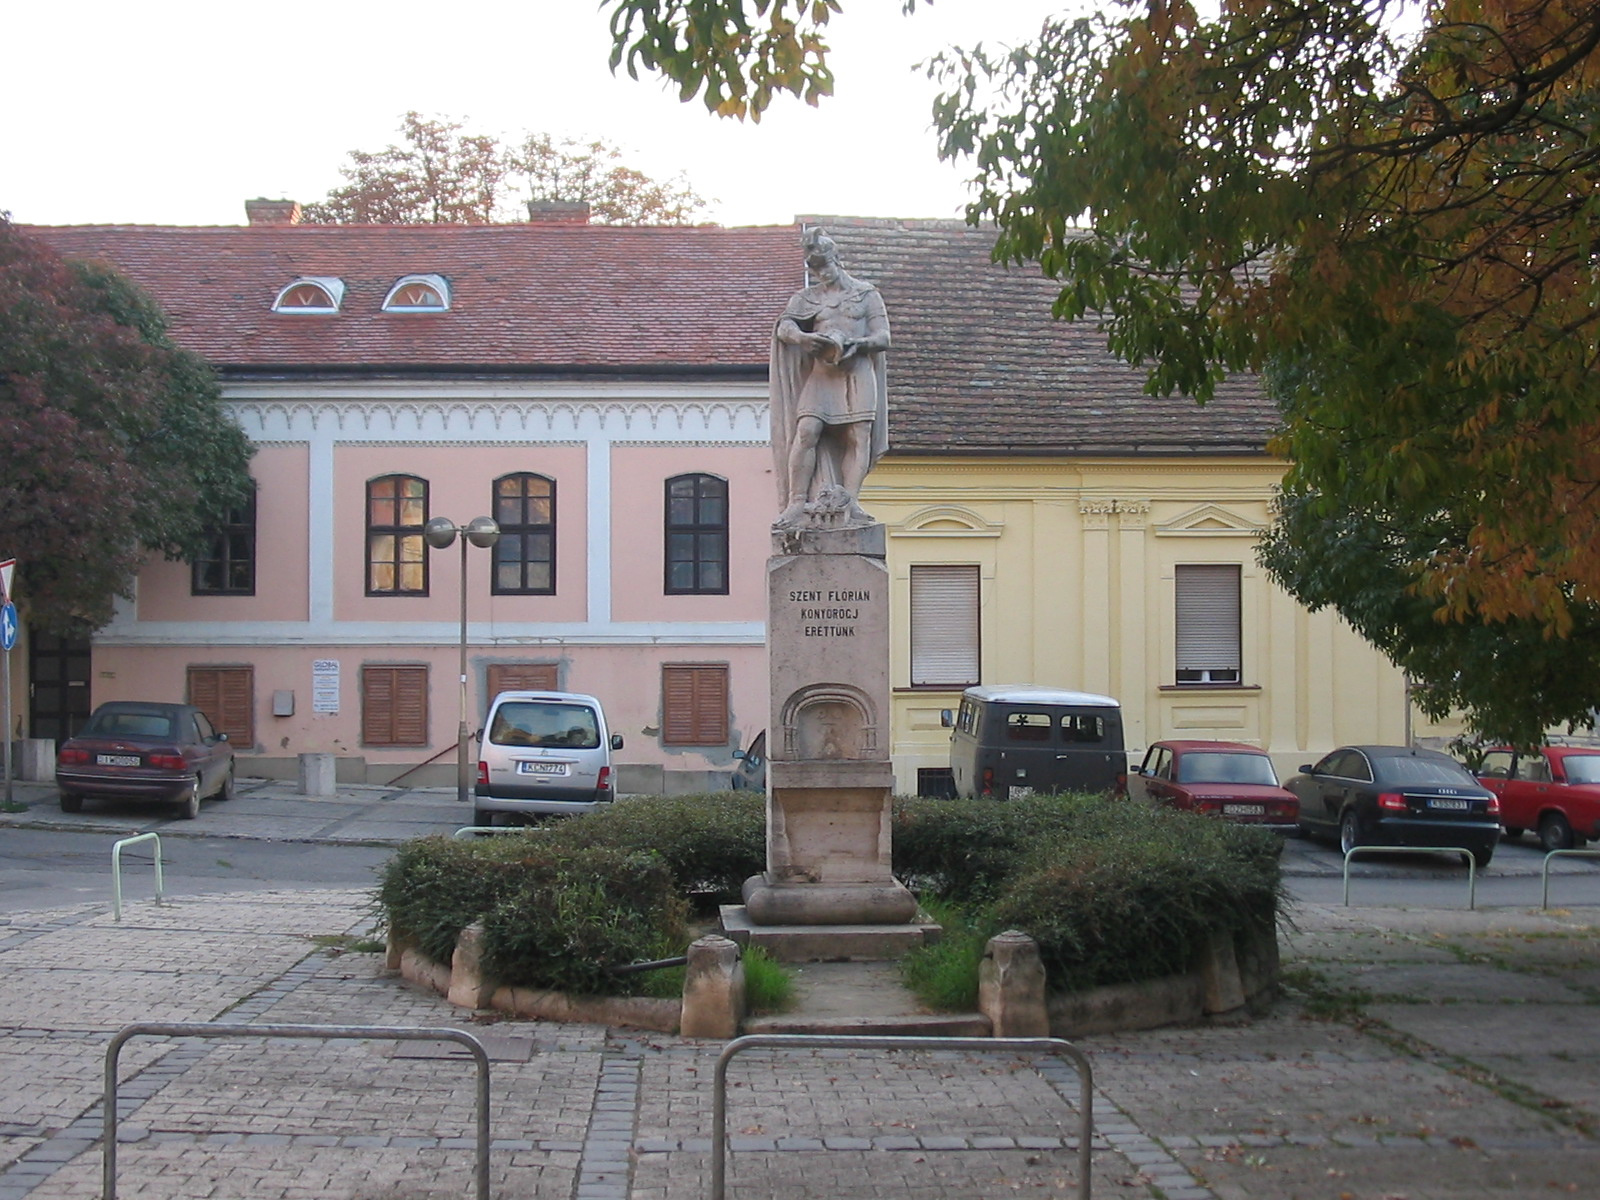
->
312, 659, 340, 713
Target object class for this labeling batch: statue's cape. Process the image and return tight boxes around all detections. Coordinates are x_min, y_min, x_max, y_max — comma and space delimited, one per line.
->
769, 282, 889, 505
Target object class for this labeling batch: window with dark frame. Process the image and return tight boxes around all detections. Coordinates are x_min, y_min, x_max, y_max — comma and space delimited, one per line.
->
192, 492, 257, 595
1175, 563, 1242, 684
661, 663, 730, 745
492, 473, 556, 595
664, 474, 729, 595
361, 664, 429, 747
367, 475, 428, 595
909, 564, 981, 688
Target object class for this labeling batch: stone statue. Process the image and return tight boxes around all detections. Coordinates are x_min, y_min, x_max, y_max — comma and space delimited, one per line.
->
770, 227, 890, 529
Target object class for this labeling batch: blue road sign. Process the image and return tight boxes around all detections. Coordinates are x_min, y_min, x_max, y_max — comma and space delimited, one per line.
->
0, 602, 16, 651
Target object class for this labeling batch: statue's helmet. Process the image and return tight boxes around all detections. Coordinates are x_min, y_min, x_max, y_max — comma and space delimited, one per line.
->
802, 227, 838, 270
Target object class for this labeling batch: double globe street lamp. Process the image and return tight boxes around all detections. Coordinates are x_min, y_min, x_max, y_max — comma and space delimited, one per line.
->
423, 515, 501, 806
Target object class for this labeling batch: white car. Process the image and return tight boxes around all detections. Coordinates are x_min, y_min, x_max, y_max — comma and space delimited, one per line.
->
474, 691, 622, 823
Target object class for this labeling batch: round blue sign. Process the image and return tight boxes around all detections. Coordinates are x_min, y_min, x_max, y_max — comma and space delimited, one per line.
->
0, 602, 16, 651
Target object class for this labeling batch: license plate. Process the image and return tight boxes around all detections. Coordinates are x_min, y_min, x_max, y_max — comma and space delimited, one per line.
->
96, 754, 141, 767
1224, 804, 1265, 816
1429, 797, 1469, 810
518, 761, 568, 776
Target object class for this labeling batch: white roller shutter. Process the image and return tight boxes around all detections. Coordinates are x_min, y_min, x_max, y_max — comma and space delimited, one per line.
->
910, 565, 980, 687
1176, 564, 1241, 681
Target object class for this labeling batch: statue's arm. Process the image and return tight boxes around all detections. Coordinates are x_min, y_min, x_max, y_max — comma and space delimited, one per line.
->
858, 290, 890, 353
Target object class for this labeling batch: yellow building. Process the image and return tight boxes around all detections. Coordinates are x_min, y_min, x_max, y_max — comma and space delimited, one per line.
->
821, 218, 1457, 791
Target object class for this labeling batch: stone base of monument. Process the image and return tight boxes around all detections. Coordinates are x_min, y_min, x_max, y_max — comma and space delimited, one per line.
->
718, 904, 943, 963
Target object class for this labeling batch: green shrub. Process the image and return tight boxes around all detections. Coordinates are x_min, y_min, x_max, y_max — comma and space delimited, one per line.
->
376, 833, 688, 995
539, 792, 766, 903
891, 792, 1096, 903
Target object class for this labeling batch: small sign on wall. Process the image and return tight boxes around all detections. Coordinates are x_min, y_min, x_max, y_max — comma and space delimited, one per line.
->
312, 660, 340, 714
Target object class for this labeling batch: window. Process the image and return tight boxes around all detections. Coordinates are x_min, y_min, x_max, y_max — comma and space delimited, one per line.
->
909, 565, 980, 687
665, 474, 729, 594
362, 665, 429, 747
661, 664, 730, 745
492, 473, 555, 594
273, 277, 344, 313
192, 492, 257, 595
487, 662, 559, 701
188, 665, 254, 748
1175, 564, 1241, 684
367, 475, 428, 595
382, 274, 450, 311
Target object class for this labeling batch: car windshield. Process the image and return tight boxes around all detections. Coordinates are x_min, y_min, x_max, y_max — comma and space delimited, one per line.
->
488, 702, 600, 749
1175, 752, 1279, 786
1561, 754, 1600, 784
1380, 757, 1476, 787
85, 711, 174, 739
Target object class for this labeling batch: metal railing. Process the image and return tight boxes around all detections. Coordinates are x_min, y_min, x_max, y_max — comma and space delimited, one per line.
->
103, 1022, 491, 1200
110, 833, 163, 922
1343, 845, 1478, 909
712, 1033, 1095, 1200
452, 825, 548, 838
1540, 848, 1600, 909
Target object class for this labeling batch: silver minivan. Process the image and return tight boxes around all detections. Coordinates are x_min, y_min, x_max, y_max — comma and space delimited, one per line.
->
474, 690, 623, 823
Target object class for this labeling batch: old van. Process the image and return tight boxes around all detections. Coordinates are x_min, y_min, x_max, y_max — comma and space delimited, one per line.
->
474, 690, 623, 823
947, 686, 1126, 799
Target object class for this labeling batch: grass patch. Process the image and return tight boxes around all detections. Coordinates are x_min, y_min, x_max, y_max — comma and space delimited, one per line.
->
743, 945, 795, 1013
901, 898, 993, 1011
0, 799, 28, 814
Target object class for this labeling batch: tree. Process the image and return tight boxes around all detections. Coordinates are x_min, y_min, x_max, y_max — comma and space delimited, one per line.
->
304, 113, 710, 225
599, 0, 1600, 742
0, 218, 255, 635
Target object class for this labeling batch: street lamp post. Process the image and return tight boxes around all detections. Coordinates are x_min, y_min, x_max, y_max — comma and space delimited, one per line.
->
424, 515, 501, 805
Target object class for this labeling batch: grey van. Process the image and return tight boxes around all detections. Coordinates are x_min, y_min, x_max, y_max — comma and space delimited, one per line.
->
947, 685, 1126, 799
474, 690, 623, 823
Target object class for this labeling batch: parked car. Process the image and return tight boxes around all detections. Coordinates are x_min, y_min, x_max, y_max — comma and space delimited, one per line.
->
730, 730, 767, 792
474, 691, 623, 824
55, 701, 235, 820
1130, 740, 1299, 830
947, 686, 1126, 799
1475, 745, 1600, 851
1287, 745, 1501, 867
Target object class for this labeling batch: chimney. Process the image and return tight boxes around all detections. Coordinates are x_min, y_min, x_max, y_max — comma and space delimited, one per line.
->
525, 200, 591, 224
245, 198, 303, 226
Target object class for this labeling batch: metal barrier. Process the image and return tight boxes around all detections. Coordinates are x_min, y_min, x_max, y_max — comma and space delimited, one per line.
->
453, 825, 546, 838
1540, 848, 1600, 909
1343, 845, 1477, 909
712, 1034, 1094, 1200
110, 833, 163, 922
103, 1022, 491, 1200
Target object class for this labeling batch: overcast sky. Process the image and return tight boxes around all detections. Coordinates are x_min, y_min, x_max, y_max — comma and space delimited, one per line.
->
5, 1, 1071, 229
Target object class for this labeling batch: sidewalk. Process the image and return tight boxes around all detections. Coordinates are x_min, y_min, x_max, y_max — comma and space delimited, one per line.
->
2, 865, 1597, 1198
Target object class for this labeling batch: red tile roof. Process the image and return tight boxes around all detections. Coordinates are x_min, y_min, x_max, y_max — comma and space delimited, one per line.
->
26, 222, 801, 371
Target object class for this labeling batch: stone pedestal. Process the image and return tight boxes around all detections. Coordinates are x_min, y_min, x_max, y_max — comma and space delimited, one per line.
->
298, 752, 336, 797
729, 523, 925, 959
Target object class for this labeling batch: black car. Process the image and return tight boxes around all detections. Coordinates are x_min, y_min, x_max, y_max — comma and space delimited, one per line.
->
1288, 745, 1501, 867
56, 701, 235, 820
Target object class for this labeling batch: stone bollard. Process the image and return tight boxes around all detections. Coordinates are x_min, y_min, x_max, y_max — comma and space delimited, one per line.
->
298, 752, 336, 797
1199, 928, 1247, 1015
447, 922, 493, 1010
978, 929, 1050, 1037
15, 739, 55, 782
680, 934, 745, 1038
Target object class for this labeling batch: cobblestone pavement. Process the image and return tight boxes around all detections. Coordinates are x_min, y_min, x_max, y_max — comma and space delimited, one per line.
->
1, 777, 1598, 1198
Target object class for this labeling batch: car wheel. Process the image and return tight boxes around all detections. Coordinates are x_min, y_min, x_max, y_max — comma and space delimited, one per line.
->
59, 791, 83, 814
217, 767, 237, 801
178, 776, 202, 820
1538, 812, 1575, 852
1502, 826, 1523, 840
1339, 809, 1362, 856
1468, 844, 1495, 869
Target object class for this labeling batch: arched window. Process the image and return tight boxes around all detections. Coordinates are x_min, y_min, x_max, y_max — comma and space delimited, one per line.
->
382, 274, 450, 312
367, 475, 429, 595
492, 473, 556, 595
665, 473, 728, 595
272, 277, 344, 313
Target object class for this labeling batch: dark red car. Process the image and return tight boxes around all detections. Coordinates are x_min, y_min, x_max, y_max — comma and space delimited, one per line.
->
56, 701, 235, 820
1475, 745, 1600, 851
1130, 739, 1299, 830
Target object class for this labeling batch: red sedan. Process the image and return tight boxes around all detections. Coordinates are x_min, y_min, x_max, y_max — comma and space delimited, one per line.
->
1130, 740, 1299, 830
1475, 745, 1600, 851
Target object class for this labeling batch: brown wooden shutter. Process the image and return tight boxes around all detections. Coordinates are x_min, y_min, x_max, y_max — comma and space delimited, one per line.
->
362, 665, 429, 746
661, 664, 729, 745
487, 662, 559, 699
187, 666, 254, 748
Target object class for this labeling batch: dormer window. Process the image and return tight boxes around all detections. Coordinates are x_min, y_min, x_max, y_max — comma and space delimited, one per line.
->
383, 274, 450, 312
273, 277, 344, 313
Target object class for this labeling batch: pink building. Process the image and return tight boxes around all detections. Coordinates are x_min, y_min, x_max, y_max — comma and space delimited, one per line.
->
29, 204, 796, 790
